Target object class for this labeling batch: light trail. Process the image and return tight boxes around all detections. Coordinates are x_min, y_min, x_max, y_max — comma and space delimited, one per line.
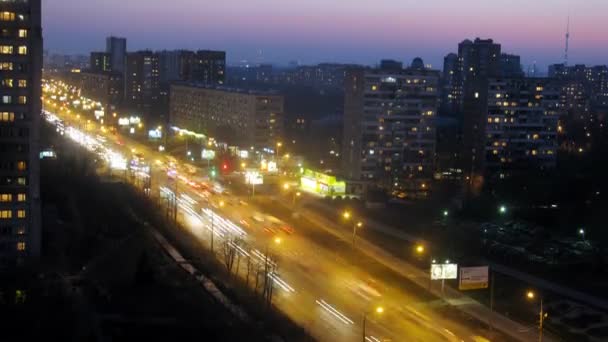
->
316, 299, 354, 325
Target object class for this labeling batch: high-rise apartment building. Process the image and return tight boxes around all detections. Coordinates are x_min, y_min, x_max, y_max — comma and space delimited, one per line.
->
500, 53, 524, 78
90, 51, 111, 72
125, 50, 160, 114
178, 50, 225, 85
106, 36, 126, 73
458, 38, 502, 176
484, 78, 560, 178
0, 0, 42, 264
170, 83, 283, 150
342, 60, 440, 193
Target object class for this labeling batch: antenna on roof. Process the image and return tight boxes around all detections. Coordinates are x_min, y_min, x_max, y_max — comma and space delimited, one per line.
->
564, 15, 570, 66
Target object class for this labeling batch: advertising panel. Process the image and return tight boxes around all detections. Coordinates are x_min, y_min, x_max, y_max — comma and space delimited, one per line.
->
430, 263, 458, 280
459, 266, 489, 290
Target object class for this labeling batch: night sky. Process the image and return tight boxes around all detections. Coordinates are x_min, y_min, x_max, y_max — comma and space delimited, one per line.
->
44, 0, 608, 69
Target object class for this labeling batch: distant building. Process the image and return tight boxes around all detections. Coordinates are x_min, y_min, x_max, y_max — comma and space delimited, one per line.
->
106, 36, 126, 73
342, 59, 440, 194
500, 53, 524, 78
125, 51, 160, 116
0, 0, 43, 264
66, 70, 123, 111
458, 38, 502, 177
177, 50, 226, 85
441, 53, 460, 114
90, 52, 111, 72
170, 84, 283, 150
484, 78, 560, 178
379, 59, 403, 71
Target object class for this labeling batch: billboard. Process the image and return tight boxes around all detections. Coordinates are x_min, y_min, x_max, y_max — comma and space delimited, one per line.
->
430, 263, 458, 280
300, 169, 346, 196
202, 149, 216, 160
245, 170, 263, 185
459, 266, 489, 290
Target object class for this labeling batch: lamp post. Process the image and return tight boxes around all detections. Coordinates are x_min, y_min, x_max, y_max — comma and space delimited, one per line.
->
210, 200, 225, 252
293, 191, 301, 206
578, 228, 586, 243
362, 306, 384, 342
526, 290, 546, 342
276, 142, 283, 161
342, 211, 363, 248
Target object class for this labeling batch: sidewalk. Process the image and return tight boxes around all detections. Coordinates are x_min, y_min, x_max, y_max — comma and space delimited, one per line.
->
297, 202, 559, 342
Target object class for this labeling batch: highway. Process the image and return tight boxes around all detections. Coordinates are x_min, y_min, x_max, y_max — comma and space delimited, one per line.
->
42, 79, 534, 342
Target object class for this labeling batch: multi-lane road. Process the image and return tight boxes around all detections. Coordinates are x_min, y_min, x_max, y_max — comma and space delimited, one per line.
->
42, 79, 544, 342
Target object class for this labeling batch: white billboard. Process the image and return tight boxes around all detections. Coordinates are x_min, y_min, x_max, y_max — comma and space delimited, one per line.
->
202, 149, 216, 160
245, 170, 263, 185
459, 266, 489, 290
431, 263, 458, 280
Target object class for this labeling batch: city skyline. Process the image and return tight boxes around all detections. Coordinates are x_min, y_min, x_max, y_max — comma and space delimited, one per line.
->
44, 0, 608, 69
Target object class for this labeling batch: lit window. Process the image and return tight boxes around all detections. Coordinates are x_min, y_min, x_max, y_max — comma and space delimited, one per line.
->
0, 45, 12, 54
0, 194, 12, 202
0, 12, 15, 21
0, 210, 12, 219
18, 29, 27, 38
2, 78, 13, 87
371, 85, 378, 91
17, 79, 26, 88
17, 210, 26, 218
474, 92, 479, 98
16, 161, 26, 171
17, 177, 26, 185
17, 46, 26, 55
17, 242, 25, 251
17, 193, 26, 202
2, 95, 11, 104
0, 112, 14, 122
0, 62, 13, 70
18, 96, 26, 104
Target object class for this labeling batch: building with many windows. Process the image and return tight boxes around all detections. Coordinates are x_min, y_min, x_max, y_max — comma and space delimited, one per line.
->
125, 50, 160, 115
0, 0, 42, 264
342, 60, 440, 194
483, 78, 560, 178
106, 36, 126, 73
65, 70, 123, 112
89, 51, 111, 72
170, 83, 283, 150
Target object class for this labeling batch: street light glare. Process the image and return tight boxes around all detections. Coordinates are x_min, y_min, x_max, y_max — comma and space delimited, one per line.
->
527, 291, 535, 299
343, 211, 351, 219
416, 245, 425, 254
375, 306, 384, 314
274, 237, 282, 245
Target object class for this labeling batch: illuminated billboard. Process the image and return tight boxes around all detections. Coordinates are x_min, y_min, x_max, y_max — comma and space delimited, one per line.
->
459, 266, 489, 290
431, 264, 458, 280
245, 170, 263, 185
300, 169, 346, 196
202, 149, 216, 160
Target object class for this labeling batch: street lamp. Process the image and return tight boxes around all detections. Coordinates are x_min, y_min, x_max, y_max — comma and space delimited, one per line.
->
578, 228, 586, 242
499, 205, 507, 215
415, 244, 425, 254
343, 211, 351, 220
362, 306, 384, 342
293, 191, 301, 206
276, 142, 283, 160
443, 210, 449, 217
352, 221, 363, 247
526, 290, 546, 342
283, 183, 290, 190
209, 201, 226, 253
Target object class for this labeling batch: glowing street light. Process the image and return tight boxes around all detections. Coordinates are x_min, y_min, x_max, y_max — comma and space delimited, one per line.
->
363, 306, 385, 341
283, 183, 290, 190
499, 205, 507, 214
526, 290, 546, 342
415, 244, 425, 254
343, 211, 351, 220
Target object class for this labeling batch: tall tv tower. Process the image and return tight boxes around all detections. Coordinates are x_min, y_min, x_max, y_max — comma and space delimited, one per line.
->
564, 16, 570, 66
